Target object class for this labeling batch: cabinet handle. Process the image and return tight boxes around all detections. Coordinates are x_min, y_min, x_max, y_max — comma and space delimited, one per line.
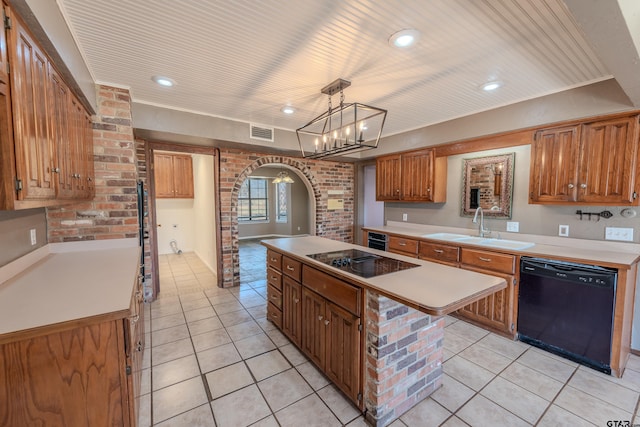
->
294, 298, 299, 304
271, 294, 278, 300
52, 167, 60, 173
568, 183, 575, 189
478, 257, 492, 262
324, 320, 330, 326
427, 188, 431, 192
433, 249, 444, 254
580, 183, 587, 189
318, 315, 323, 321
271, 276, 278, 280
398, 242, 406, 246
396, 189, 400, 193
137, 341, 143, 352
130, 314, 140, 324
286, 265, 295, 271
270, 257, 277, 262
87, 177, 92, 182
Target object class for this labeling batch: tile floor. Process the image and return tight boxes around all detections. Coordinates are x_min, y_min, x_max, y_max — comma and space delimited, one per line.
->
139, 239, 640, 426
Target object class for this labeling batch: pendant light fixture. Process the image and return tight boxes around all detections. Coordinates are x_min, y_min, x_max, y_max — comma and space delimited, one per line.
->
296, 78, 387, 159
272, 170, 294, 184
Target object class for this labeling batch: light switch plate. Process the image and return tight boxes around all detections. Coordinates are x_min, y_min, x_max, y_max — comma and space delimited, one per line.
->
559, 225, 569, 237
506, 221, 519, 232
605, 227, 634, 241
402, 213, 408, 221
30, 229, 37, 245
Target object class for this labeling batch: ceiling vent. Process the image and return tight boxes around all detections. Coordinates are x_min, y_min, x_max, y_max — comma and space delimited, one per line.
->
250, 124, 274, 142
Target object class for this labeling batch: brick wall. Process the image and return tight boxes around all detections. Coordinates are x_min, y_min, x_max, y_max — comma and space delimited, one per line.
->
218, 150, 354, 287
365, 290, 444, 426
47, 85, 138, 242
135, 137, 152, 295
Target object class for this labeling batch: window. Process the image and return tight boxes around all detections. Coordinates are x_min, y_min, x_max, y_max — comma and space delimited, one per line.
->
276, 182, 288, 223
238, 178, 268, 221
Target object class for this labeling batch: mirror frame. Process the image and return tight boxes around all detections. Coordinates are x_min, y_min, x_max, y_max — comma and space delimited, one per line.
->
461, 153, 515, 219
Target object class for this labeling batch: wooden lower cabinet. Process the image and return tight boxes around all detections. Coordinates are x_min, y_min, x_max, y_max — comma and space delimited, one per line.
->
324, 301, 361, 403
0, 276, 144, 426
302, 287, 326, 368
282, 275, 302, 346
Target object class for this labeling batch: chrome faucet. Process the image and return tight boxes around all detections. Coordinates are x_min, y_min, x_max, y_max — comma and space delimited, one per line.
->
473, 207, 490, 237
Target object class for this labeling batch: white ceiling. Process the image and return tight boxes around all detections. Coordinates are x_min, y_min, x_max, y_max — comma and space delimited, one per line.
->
54, 0, 636, 140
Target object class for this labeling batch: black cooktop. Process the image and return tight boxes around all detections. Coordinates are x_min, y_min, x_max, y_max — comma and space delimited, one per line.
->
307, 249, 419, 278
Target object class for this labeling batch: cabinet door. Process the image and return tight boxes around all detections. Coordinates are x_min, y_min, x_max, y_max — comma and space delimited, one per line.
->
282, 276, 302, 346
173, 154, 194, 198
154, 153, 174, 198
529, 126, 580, 203
579, 116, 639, 204
325, 301, 361, 403
402, 149, 434, 201
8, 15, 55, 201
301, 287, 326, 369
69, 95, 88, 197
83, 110, 95, 197
48, 65, 74, 198
376, 154, 401, 201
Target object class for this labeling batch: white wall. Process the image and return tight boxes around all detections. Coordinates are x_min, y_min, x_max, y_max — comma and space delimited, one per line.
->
192, 154, 217, 274
363, 164, 384, 227
156, 199, 195, 254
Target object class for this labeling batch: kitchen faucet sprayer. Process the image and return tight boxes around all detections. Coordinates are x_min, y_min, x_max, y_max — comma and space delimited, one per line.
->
473, 207, 490, 238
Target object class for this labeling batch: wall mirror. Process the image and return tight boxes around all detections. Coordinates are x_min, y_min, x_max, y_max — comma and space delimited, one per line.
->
461, 153, 515, 218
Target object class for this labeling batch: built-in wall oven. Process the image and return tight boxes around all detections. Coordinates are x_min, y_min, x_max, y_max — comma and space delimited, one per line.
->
367, 232, 388, 251
518, 257, 617, 374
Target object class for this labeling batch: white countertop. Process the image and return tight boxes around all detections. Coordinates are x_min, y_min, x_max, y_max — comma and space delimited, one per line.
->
261, 236, 506, 316
0, 239, 140, 338
364, 222, 640, 269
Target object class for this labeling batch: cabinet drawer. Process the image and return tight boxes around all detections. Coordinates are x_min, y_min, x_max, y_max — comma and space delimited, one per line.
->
388, 236, 418, 255
460, 248, 515, 274
302, 266, 360, 316
267, 267, 282, 291
283, 256, 302, 281
268, 284, 282, 309
418, 241, 459, 264
267, 302, 282, 329
267, 250, 282, 270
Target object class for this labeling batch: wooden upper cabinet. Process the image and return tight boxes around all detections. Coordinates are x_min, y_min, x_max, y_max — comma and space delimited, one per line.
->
376, 148, 446, 202
8, 12, 55, 201
376, 154, 401, 200
154, 152, 194, 198
530, 115, 640, 205
0, 6, 9, 86
48, 64, 74, 198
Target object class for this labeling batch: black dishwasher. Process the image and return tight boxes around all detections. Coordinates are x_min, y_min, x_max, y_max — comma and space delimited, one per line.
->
518, 257, 617, 374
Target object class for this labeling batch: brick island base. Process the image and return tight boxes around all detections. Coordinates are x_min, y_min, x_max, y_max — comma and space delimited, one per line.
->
364, 290, 445, 427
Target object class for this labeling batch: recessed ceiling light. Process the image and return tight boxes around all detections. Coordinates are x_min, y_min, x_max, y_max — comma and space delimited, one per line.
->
389, 29, 420, 48
481, 81, 502, 91
151, 76, 175, 87
281, 106, 295, 114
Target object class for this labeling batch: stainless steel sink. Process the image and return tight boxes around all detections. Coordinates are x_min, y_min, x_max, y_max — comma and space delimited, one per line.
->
421, 233, 471, 241
473, 238, 535, 250
422, 233, 534, 250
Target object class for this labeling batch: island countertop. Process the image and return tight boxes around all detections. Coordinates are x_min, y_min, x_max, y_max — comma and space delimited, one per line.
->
261, 236, 506, 316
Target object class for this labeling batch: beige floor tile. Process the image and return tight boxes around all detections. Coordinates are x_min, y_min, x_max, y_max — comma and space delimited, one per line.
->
205, 361, 254, 399
345, 416, 369, 426
211, 384, 272, 427
259, 368, 313, 411
187, 316, 224, 336
140, 368, 151, 395
440, 415, 470, 427
137, 393, 151, 426
226, 319, 263, 341
445, 321, 489, 342
457, 395, 530, 427
555, 386, 633, 426
499, 362, 563, 401
626, 354, 640, 371
266, 328, 291, 346
184, 306, 216, 323
152, 324, 190, 347
443, 331, 475, 353
208, 293, 238, 305
179, 296, 211, 312
152, 376, 208, 424
476, 334, 528, 359
246, 350, 292, 381
151, 303, 182, 319
296, 361, 330, 390
152, 338, 194, 366
443, 349, 455, 361
251, 415, 280, 427
620, 367, 640, 392
517, 348, 576, 382
255, 316, 278, 332
431, 374, 475, 413
234, 332, 276, 359
400, 397, 451, 427
178, 291, 207, 302
213, 300, 245, 315
443, 355, 495, 391
219, 309, 254, 327
536, 404, 596, 427
141, 345, 151, 370
279, 343, 308, 366
317, 384, 360, 424
191, 328, 232, 352
197, 342, 242, 373
240, 296, 267, 308
154, 403, 215, 426
568, 368, 639, 413
153, 354, 200, 391
152, 312, 186, 332
481, 377, 548, 424
444, 315, 458, 327
246, 305, 267, 319
275, 394, 341, 426
458, 343, 513, 374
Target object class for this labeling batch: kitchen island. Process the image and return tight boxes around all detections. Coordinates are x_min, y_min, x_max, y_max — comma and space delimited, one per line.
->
261, 236, 506, 427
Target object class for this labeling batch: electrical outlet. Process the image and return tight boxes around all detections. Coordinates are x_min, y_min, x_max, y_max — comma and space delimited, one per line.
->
559, 225, 569, 237
402, 213, 408, 222
172, 224, 178, 229
30, 229, 37, 245
506, 221, 519, 232
605, 227, 634, 241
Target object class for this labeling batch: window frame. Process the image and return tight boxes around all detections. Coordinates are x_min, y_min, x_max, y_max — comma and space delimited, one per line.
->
238, 177, 269, 222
